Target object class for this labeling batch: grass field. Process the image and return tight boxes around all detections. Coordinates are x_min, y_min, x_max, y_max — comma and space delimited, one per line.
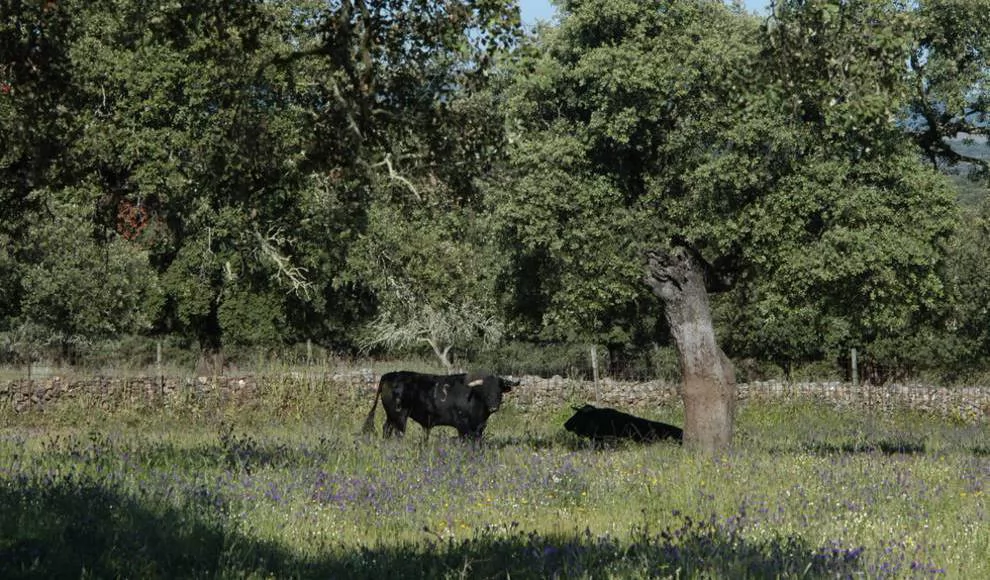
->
0, 376, 987, 579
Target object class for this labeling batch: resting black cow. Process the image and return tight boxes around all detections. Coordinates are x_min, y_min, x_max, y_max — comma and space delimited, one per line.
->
362, 371, 517, 440
564, 404, 683, 443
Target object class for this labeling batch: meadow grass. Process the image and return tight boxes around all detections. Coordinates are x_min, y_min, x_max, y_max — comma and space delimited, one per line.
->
0, 377, 987, 579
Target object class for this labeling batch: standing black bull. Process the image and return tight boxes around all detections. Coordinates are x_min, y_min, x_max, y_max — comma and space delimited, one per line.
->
362, 371, 517, 440
564, 404, 683, 443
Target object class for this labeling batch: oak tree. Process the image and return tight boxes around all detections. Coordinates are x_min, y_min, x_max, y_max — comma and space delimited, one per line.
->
497, 0, 958, 452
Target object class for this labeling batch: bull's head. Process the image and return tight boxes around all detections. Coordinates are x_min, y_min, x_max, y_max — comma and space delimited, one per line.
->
563, 404, 601, 436
467, 374, 517, 413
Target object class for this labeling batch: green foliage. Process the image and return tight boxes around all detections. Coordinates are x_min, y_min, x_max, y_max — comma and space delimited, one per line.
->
470, 341, 598, 378
492, 0, 759, 341
66, 0, 322, 349
765, 0, 915, 145
347, 201, 506, 367
723, 3, 960, 372
721, 151, 958, 366
160, 237, 221, 344
942, 199, 990, 370
907, 0, 990, 174
0, 230, 19, 325
1, 0, 988, 380
17, 196, 163, 353
472, 340, 682, 381
1, 0, 523, 357
1, 0, 79, 328
495, 0, 961, 379
217, 289, 288, 348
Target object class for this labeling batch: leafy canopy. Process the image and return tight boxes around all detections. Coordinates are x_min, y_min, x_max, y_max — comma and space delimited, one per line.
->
495, 0, 958, 365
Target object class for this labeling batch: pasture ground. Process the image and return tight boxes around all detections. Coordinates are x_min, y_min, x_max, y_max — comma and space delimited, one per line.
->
0, 375, 987, 579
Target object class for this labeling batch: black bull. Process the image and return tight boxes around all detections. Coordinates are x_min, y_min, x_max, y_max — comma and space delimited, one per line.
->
564, 404, 683, 443
362, 371, 517, 439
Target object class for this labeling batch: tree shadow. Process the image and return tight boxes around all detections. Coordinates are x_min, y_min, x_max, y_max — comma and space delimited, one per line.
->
137, 434, 338, 474
0, 477, 294, 579
802, 440, 927, 456
293, 518, 867, 579
36, 427, 342, 475
486, 430, 687, 453
0, 475, 866, 579
485, 431, 577, 451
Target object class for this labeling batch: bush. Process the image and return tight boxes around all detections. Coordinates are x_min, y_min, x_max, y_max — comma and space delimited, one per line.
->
468, 341, 596, 378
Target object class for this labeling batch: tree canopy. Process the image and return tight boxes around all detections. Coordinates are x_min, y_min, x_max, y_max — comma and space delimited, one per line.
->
490, 0, 966, 449
0, 0, 987, 409
496, 0, 959, 365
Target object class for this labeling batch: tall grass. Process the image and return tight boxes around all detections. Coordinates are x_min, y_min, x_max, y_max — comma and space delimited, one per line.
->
1, 377, 987, 579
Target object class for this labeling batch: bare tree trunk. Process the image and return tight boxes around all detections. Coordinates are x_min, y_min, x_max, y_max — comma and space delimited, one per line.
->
645, 246, 735, 454
425, 338, 454, 374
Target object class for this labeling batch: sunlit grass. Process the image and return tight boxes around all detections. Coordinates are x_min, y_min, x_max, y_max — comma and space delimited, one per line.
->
0, 379, 987, 578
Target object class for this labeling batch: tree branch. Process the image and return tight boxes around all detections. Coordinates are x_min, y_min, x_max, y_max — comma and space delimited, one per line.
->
373, 153, 422, 201
255, 228, 314, 299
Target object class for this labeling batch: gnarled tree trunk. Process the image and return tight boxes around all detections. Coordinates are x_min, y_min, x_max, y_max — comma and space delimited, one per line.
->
645, 246, 735, 453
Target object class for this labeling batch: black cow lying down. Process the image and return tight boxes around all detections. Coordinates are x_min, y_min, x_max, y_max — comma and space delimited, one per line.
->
564, 404, 683, 443
362, 371, 517, 440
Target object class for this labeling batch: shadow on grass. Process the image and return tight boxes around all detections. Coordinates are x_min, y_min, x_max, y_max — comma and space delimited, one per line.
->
35, 428, 341, 475
0, 477, 865, 579
486, 431, 687, 453
0, 477, 290, 579
135, 435, 339, 473
803, 440, 927, 456
306, 518, 866, 579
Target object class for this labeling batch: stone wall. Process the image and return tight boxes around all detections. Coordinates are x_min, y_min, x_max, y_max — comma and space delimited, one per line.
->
1, 373, 988, 422
512, 376, 990, 422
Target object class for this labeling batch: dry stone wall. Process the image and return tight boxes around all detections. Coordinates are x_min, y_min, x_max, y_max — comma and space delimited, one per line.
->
1, 373, 988, 422
511, 376, 990, 422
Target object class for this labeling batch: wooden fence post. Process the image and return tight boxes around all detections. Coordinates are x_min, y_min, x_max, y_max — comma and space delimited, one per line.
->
851, 348, 859, 389
157, 340, 164, 398
591, 345, 600, 405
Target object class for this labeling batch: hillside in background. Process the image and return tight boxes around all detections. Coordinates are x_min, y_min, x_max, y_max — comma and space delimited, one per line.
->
945, 134, 990, 207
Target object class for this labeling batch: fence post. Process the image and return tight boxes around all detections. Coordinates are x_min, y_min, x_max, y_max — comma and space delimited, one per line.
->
851, 347, 859, 389
591, 345, 600, 405
156, 340, 164, 398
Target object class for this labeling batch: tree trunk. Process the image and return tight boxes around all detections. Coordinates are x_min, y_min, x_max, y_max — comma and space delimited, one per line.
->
645, 246, 736, 454
425, 338, 454, 374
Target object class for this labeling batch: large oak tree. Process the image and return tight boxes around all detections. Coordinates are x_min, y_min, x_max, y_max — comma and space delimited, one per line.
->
495, 0, 959, 452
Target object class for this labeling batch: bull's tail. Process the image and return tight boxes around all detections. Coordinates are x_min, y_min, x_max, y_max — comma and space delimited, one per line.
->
361, 381, 382, 435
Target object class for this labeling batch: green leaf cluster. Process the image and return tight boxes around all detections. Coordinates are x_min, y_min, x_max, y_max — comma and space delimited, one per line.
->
493, 0, 968, 376
2, 0, 521, 362
0, 0, 986, 380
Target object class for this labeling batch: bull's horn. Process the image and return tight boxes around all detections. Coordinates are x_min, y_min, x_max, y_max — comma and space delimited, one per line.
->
468, 379, 484, 387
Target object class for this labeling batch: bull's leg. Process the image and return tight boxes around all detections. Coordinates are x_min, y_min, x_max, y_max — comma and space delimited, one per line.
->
383, 419, 404, 438
384, 422, 403, 438
382, 410, 408, 438
459, 421, 486, 442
